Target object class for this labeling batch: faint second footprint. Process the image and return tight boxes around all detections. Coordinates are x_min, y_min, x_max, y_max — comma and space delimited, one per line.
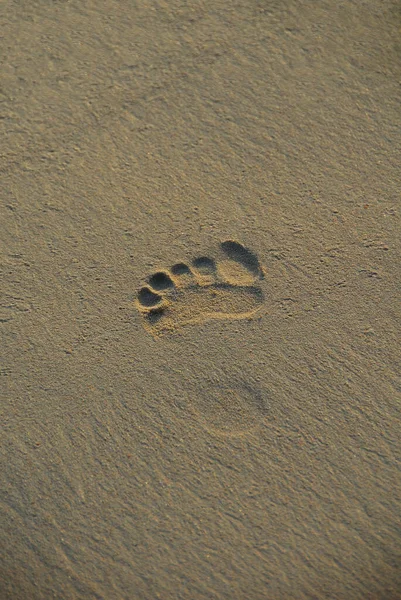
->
188, 374, 269, 437
136, 240, 265, 336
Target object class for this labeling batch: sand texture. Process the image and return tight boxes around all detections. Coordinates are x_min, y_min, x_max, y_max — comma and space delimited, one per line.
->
1, 0, 401, 598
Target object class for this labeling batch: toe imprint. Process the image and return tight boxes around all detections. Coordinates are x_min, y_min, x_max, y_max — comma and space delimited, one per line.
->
136, 241, 265, 336
171, 263, 192, 276
221, 240, 264, 279
148, 271, 175, 291
138, 286, 163, 308
192, 256, 217, 275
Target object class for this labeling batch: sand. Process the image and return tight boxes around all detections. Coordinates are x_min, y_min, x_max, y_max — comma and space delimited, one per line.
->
1, 0, 401, 598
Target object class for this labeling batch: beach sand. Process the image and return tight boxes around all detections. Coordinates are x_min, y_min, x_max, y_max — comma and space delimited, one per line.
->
1, 0, 401, 598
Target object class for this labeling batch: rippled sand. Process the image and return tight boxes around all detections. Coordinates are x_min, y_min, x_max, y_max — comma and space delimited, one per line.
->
2, 1, 400, 598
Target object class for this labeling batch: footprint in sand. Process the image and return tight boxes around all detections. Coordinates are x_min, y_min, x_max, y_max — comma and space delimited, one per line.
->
187, 375, 269, 437
136, 240, 266, 336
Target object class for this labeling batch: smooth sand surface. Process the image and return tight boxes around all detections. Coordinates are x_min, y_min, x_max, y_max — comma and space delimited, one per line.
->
1, 1, 401, 598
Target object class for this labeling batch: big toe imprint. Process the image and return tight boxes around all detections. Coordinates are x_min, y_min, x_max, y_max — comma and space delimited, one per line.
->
136, 240, 265, 336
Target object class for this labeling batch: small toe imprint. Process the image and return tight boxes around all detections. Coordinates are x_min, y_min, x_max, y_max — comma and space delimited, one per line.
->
138, 286, 163, 308
171, 263, 192, 276
192, 256, 217, 275
148, 271, 175, 291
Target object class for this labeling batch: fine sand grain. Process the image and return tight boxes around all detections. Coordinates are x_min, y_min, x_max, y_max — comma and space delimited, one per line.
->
1, 0, 401, 599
